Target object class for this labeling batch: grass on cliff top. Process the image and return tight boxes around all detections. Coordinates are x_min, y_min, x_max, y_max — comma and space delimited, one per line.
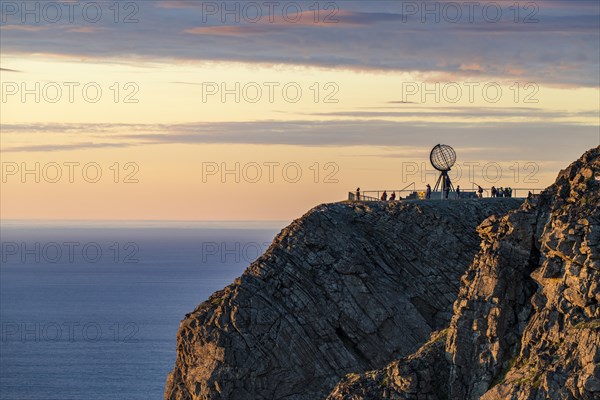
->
210, 297, 224, 306
425, 328, 449, 346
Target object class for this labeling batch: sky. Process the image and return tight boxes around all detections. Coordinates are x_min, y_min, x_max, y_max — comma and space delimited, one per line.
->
1, 0, 599, 221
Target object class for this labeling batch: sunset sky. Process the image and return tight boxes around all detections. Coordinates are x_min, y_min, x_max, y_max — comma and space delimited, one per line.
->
1, 0, 599, 221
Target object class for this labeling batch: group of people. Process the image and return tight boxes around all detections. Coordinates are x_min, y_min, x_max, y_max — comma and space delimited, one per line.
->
354, 188, 402, 201
425, 183, 462, 199
490, 186, 513, 198
355, 185, 520, 202
380, 191, 399, 201
427, 184, 515, 199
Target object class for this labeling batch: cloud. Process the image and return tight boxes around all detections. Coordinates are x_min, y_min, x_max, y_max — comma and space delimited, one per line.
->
183, 10, 396, 36
0, 1, 598, 87
0, 25, 49, 32
1, 122, 136, 133
184, 25, 279, 36
66, 27, 106, 33
1, 142, 135, 152
304, 107, 600, 120
2, 120, 598, 165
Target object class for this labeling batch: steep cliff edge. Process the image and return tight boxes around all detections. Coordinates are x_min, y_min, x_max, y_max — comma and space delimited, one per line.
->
327, 146, 600, 400
165, 198, 522, 400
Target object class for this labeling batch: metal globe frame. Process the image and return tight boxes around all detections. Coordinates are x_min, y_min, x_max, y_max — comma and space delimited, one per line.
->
430, 144, 456, 172
430, 144, 456, 198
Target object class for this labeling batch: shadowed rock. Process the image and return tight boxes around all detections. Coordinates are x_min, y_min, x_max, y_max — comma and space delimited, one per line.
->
327, 329, 451, 400
327, 146, 600, 400
165, 198, 521, 400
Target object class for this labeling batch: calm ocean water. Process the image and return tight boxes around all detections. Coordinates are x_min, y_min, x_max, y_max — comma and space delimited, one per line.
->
0, 221, 285, 400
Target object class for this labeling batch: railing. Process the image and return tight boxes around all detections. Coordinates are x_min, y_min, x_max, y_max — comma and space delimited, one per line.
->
471, 182, 489, 197
348, 186, 545, 202
348, 192, 379, 201
470, 184, 547, 199
349, 183, 419, 201
348, 190, 424, 202
401, 182, 416, 192
505, 188, 544, 198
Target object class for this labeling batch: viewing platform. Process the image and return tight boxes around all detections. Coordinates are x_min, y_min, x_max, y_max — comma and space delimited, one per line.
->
348, 185, 545, 202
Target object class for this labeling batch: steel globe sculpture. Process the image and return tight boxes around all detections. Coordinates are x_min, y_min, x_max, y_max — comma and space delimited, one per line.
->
430, 144, 456, 198
430, 144, 456, 172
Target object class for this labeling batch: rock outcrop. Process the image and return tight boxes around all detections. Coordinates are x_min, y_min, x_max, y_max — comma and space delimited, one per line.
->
327, 328, 451, 400
165, 198, 522, 400
327, 146, 600, 400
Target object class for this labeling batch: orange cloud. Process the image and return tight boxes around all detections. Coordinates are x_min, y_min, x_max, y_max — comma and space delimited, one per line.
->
66, 27, 106, 33
185, 25, 274, 36
459, 63, 484, 72
0, 25, 49, 32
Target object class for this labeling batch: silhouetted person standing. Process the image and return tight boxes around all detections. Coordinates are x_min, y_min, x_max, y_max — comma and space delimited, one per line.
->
356, 187, 360, 201
456, 185, 461, 199
390, 192, 396, 201
381, 191, 388, 201
426, 184, 431, 199
478, 185, 484, 198
444, 176, 451, 199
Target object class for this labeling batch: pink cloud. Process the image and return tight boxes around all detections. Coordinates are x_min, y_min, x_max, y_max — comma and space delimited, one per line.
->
184, 10, 385, 36
185, 25, 276, 36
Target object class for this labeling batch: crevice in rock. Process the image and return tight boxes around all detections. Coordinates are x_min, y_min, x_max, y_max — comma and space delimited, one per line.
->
335, 326, 373, 369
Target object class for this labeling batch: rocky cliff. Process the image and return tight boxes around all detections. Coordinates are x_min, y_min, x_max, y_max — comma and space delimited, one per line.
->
327, 146, 600, 400
164, 198, 522, 400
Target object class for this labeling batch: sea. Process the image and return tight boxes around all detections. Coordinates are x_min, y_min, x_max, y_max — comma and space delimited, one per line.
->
0, 221, 285, 400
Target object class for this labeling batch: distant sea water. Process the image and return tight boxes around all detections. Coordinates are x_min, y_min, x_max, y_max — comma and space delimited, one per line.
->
0, 221, 285, 400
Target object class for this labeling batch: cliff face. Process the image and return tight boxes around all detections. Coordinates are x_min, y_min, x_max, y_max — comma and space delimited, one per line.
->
327, 146, 600, 400
165, 198, 522, 400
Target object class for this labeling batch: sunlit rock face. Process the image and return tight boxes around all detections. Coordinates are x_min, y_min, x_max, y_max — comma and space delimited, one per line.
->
328, 146, 600, 400
164, 196, 521, 400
